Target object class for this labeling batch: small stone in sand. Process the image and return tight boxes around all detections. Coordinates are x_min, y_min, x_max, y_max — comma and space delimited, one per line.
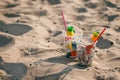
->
53, 22, 56, 24
48, 40, 50, 42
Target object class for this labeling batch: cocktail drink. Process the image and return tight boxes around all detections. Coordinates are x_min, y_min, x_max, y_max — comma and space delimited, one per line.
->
78, 27, 106, 67
61, 11, 106, 67
77, 32, 95, 67
65, 26, 78, 58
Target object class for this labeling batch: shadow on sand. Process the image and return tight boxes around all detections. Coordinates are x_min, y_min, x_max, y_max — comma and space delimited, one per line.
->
0, 34, 15, 52
5, 3, 20, 8
0, 57, 27, 80
104, 0, 117, 8
0, 21, 32, 36
34, 60, 88, 80
3, 13, 21, 18
44, 55, 88, 69
44, 55, 71, 65
35, 66, 73, 80
0, 34, 14, 47
47, 0, 61, 5
5, 24, 32, 36
96, 37, 113, 49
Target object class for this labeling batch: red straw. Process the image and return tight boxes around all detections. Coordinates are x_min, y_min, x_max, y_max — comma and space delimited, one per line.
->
94, 27, 106, 44
61, 11, 67, 31
85, 28, 106, 55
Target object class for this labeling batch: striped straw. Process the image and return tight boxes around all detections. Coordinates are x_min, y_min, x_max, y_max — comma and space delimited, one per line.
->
61, 11, 67, 31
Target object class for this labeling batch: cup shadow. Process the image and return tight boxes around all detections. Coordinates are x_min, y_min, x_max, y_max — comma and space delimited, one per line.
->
96, 37, 113, 49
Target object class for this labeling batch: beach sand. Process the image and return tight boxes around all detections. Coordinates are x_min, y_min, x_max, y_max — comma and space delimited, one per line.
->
0, 0, 120, 80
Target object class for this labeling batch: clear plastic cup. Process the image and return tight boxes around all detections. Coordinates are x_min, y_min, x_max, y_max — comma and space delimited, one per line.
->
64, 31, 79, 58
64, 30, 95, 66
77, 31, 95, 67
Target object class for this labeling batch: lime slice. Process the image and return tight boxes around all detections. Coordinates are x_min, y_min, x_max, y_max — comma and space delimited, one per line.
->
93, 32, 99, 37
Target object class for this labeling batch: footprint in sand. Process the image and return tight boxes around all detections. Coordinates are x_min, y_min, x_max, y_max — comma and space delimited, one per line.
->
84, 2, 97, 9
0, 57, 27, 80
3, 13, 21, 18
0, 34, 14, 52
47, 0, 61, 5
76, 15, 86, 21
35, 10, 48, 17
104, 0, 117, 8
77, 7, 88, 13
5, 3, 19, 8
98, 12, 119, 22
0, 23, 32, 36
107, 14, 119, 22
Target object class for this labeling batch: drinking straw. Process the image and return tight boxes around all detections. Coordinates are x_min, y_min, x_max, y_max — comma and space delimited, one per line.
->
85, 28, 106, 55
61, 11, 67, 31
94, 27, 106, 44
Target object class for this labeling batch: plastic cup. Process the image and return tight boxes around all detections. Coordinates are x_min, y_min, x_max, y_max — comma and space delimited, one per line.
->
77, 31, 95, 67
64, 30, 79, 58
